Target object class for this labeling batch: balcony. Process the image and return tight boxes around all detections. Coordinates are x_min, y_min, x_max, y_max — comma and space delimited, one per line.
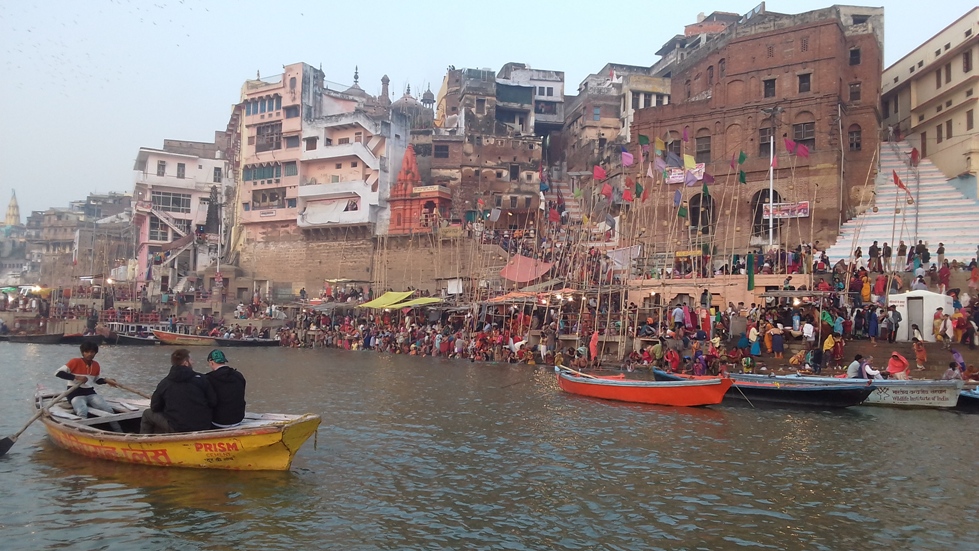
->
301, 141, 379, 170
133, 171, 213, 191
296, 182, 379, 228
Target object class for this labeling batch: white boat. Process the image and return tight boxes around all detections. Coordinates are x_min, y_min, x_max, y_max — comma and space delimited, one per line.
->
740, 374, 964, 408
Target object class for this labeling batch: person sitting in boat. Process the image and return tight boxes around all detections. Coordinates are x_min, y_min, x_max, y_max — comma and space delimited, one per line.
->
846, 354, 865, 378
886, 352, 911, 380
54, 342, 122, 432
857, 356, 882, 379
140, 349, 217, 434
943, 362, 964, 381
205, 350, 246, 428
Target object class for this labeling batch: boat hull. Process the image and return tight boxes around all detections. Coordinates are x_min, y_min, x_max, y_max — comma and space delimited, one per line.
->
214, 337, 280, 347
758, 375, 963, 408
40, 413, 320, 471
956, 389, 979, 412
60, 334, 106, 345
9, 333, 64, 344
655, 370, 875, 408
557, 371, 732, 406
115, 334, 161, 345
152, 330, 217, 346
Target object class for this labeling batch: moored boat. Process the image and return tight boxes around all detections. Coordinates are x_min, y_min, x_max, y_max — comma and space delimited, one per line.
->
955, 389, 979, 412
556, 368, 732, 406
35, 388, 320, 471
214, 337, 280, 347
60, 333, 106, 346
653, 370, 876, 408
9, 333, 65, 344
151, 330, 217, 346
764, 374, 963, 408
115, 334, 160, 345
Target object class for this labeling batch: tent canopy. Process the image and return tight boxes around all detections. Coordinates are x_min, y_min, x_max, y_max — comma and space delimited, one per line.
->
359, 291, 413, 309
499, 255, 553, 283
387, 297, 443, 309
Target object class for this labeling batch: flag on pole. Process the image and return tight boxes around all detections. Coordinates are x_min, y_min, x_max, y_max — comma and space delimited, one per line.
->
784, 137, 797, 154
796, 143, 810, 158
683, 154, 696, 169
621, 147, 634, 167
654, 157, 667, 171
593, 165, 607, 180
673, 189, 682, 207
730, 152, 737, 169
892, 170, 913, 202
738, 170, 747, 184
655, 137, 665, 152
638, 135, 650, 146
634, 180, 643, 198
646, 164, 655, 178
573, 187, 583, 199
641, 186, 650, 202
666, 151, 683, 168
702, 172, 715, 184
684, 170, 698, 187
682, 127, 689, 142
738, 151, 747, 164
601, 182, 613, 198
771, 155, 778, 168
677, 202, 688, 218
622, 188, 634, 202
702, 180, 710, 199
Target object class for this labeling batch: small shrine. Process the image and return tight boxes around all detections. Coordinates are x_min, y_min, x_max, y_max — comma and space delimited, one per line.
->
387, 145, 452, 235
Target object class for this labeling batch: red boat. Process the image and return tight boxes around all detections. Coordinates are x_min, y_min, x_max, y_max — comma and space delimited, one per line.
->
151, 330, 217, 346
556, 369, 732, 407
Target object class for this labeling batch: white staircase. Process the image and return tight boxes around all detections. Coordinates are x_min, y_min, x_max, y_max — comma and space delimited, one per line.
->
826, 140, 979, 263
544, 180, 583, 221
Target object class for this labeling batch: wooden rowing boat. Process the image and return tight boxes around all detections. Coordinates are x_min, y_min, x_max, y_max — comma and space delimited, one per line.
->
556, 369, 732, 406
151, 330, 217, 346
758, 374, 963, 408
8, 333, 64, 344
35, 389, 320, 471
654, 370, 876, 408
60, 334, 106, 345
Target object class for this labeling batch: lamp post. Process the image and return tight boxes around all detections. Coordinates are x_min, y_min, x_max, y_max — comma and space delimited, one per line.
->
760, 105, 784, 249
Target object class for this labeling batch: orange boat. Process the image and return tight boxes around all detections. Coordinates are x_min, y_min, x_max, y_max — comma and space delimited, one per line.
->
151, 330, 217, 346
556, 369, 732, 406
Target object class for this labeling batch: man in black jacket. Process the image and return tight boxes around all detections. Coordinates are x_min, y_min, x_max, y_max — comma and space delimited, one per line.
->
140, 348, 216, 434
205, 349, 246, 428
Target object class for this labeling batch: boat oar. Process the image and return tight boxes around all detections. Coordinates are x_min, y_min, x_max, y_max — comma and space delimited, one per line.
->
112, 382, 152, 400
0, 382, 81, 457
731, 380, 755, 409
554, 365, 599, 379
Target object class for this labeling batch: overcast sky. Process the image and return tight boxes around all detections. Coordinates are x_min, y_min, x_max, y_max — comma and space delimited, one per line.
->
0, 0, 974, 216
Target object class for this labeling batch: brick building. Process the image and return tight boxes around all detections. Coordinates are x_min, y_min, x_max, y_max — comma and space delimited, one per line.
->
631, 5, 884, 255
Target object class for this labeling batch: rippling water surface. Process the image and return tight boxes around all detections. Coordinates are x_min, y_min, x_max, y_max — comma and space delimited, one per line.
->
1, 342, 978, 550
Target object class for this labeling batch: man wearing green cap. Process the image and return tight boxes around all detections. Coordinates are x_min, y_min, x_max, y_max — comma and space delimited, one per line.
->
205, 349, 246, 428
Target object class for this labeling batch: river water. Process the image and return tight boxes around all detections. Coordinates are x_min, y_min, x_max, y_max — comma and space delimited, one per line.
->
1, 342, 977, 550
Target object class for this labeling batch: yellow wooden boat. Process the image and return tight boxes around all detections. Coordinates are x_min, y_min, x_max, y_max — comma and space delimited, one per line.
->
35, 389, 320, 471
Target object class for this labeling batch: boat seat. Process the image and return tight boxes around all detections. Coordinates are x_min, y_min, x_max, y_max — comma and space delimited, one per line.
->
72, 410, 145, 427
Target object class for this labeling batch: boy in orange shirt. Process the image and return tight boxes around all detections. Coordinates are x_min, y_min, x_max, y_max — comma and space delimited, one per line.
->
55, 342, 121, 431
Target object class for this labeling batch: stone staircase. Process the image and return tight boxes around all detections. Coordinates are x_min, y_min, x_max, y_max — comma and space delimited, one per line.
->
544, 180, 583, 221
826, 140, 979, 263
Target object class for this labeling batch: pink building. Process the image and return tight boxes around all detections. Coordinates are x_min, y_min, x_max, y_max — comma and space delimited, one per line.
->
131, 134, 230, 294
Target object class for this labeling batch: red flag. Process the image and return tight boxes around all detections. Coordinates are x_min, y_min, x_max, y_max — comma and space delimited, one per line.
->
593, 165, 607, 180
771, 155, 778, 168
796, 143, 810, 158
641, 187, 650, 202
784, 138, 797, 154
622, 188, 634, 202
601, 182, 613, 198
892, 170, 909, 193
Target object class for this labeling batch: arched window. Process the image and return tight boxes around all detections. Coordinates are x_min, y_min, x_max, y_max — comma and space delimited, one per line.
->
750, 189, 783, 237
689, 193, 715, 235
685, 80, 692, 99
718, 59, 726, 78
848, 124, 862, 151
707, 66, 714, 86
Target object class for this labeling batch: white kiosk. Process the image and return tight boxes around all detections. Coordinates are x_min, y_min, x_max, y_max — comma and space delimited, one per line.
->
887, 290, 954, 342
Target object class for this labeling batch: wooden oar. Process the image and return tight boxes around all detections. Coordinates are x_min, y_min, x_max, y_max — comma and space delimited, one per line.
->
112, 382, 152, 400
554, 365, 599, 379
0, 382, 80, 457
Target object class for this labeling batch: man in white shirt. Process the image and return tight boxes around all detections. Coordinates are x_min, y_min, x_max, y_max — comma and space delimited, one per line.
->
846, 354, 864, 378
672, 305, 685, 331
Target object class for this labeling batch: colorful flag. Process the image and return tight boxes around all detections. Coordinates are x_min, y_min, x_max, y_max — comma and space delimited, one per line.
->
646, 164, 655, 178
771, 155, 778, 168
621, 148, 634, 167
622, 188, 634, 202
784, 138, 797, 154
796, 143, 810, 158
677, 203, 688, 218
666, 151, 683, 168
601, 182, 613, 198
702, 180, 710, 199
641, 186, 650, 202
730, 152, 737, 169
673, 189, 682, 207
684, 170, 698, 187
682, 127, 689, 142
683, 154, 696, 169
593, 165, 607, 180
548, 208, 561, 223
746, 254, 755, 290
605, 214, 616, 231
573, 187, 583, 199
703, 172, 715, 184
634, 180, 643, 198
638, 134, 650, 145
641, 144, 650, 153
654, 157, 667, 172
655, 137, 665, 151
738, 151, 747, 164
738, 170, 747, 184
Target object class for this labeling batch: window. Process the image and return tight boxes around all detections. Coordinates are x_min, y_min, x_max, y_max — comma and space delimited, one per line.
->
509, 164, 519, 181
695, 136, 711, 164
538, 86, 545, 95
800, 37, 809, 53
643, 92, 652, 107
509, 196, 517, 208
285, 135, 300, 148
936, 70, 943, 89
173, 219, 191, 236
632, 92, 640, 110
287, 198, 296, 209
434, 145, 449, 158
852, 15, 869, 24
798, 74, 811, 93
284, 106, 300, 118
793, 122, 816, 150
849, 82, 861, 102
766, 45, 774, 58
759, 127, 773, 157
946, 63, 952, 84
946, 119, 953, 139
151, 191, 191, 213
848, 124, 862, 151
883, 98, 890, 118
966, 51, 974, 73
242, 164, 280, 181
351, 161, 358, 168
255, 122, 282, 152
213, 167, 222, 183
593, 106, 601, 121
156, 160, 166, 177
259, 99, 266, 113
707, 66, 714, 85
148, 215, 168, 242
937, 124, 944, 143
849, 48, 861, 65
337, 137, 350, 145
251, 188, 286, 209
968, 109, 975, 131
667, 136, 682, 156
921, 131, 927, 156
719, 59, 726, 78
283, 162, 297, 177
546, 87, 553, 96
330, 175, 340, 183
763, 78, 776, 98
274, 96, 281, 111
305, 137, 318, 151
354, 132, 362, 143
476, 98, 486, 115
335, 163, 342, 169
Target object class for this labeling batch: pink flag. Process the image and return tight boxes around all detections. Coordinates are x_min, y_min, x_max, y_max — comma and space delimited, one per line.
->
771, 155, 778, 168
593, 165, 607, 180
682, 126, 689, 142
621, 150, 634, 167
646, 164, 654, 178
702, 173, 715, 184
730, 152, 737, 169
653, 157, 667, 172
796, 143, 810, 158
784, 137, 797, 154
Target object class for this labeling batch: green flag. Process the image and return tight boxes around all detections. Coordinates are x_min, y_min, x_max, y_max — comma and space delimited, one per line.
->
747, 254, 755, 290
638, 134, 650, 145
573, 188, 583, 199
702, 180, 709, 198
677, 204, 688, 218
738, 170, 747, 184
635, 181, 643, 198
738, 151, 747, 164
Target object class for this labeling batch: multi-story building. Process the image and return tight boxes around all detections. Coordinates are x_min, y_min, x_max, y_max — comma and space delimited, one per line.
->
131, 133, 230, 293
632, 5, 883, 251
881, 7, 978, 190
0, 191, 27, 286
229, 63, 407, 243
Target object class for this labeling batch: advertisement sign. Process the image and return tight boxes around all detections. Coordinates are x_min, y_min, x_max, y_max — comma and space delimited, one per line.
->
763, 201, 810, 219
665, 163, 706, 184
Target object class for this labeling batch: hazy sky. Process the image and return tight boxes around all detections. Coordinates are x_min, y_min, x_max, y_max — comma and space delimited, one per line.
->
0, 0, 974, 216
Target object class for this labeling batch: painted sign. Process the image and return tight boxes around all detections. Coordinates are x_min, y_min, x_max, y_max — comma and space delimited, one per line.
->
763, 201, 810, 219
665, 163, 706, 184
259, 210, 276, 218
413, 185, 446, 194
